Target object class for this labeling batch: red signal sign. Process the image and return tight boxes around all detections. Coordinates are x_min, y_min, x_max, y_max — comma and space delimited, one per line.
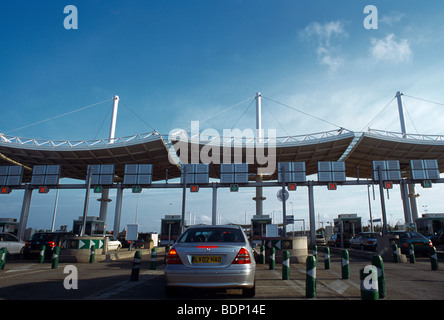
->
190, 185, 199, 192
39, 186, 50, 193
0, 186, 11, 194
327, 183, 337, 190
384, 181, 393, 189
288, 183, 297, 191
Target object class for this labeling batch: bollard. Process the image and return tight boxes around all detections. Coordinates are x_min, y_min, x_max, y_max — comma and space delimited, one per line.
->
260, 245, 266, 264
306, 255, 316, 298
313, 244, 318, 261
430, 246, 439, 271
360, 266, 379, 300
282, 250, 290, 280
409, 244, 416, 263
371, 255, 386, 299
0, 248, 6, 270
51, 246, 60, 269
324, 246, 331, 270
269, 247, 275, 270
150, 247, 157, 270
38, 245, 46, 263
130, 250, 142, 281
392, 244, 399, 263
89, 244, 96, 263
341, 249, 350, 279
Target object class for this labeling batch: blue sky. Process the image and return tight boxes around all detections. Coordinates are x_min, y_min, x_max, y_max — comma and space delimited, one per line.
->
1, 0, 444, 234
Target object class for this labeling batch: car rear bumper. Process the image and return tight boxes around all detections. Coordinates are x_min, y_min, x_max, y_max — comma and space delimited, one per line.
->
165, 265, 256, 288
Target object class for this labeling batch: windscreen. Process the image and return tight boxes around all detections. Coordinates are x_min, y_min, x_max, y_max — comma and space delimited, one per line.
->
178, 228, 245, 243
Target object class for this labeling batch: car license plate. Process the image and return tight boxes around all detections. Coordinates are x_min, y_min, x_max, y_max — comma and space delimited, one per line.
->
413, 242, 423, 246
192, 256, 222, 264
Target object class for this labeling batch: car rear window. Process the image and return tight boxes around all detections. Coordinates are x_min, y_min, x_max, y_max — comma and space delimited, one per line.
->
178, 228, 245, 243
31, 233, 59, 241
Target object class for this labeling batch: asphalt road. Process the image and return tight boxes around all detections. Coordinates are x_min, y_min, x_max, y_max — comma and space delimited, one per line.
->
1, 250, 443, 301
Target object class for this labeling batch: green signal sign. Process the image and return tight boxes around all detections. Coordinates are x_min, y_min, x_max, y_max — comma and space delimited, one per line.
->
93, 186, 102, 193
230, 184, 239, 192
132, 185, 142, 193
421, 180, 432, 188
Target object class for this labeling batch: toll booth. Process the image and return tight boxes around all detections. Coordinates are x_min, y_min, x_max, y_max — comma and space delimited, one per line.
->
415, 213, 444, 235
251, 215, 272, 245
334, 214, 361, 236
0, 218, 18, 235
72, 216, 105, 236
160, 215, 182, 246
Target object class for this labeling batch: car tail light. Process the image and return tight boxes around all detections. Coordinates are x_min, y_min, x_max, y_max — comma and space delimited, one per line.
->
428, 240, 433, 247
48, 241, 56, 248
197, 245, 218, 249
402, 242, 409, 247
232, 248, 251, 264
166, 248, 183, 265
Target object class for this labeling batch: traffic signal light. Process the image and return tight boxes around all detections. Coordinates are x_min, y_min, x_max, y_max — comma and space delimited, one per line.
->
39, 186, 49, 193
190, 185, 199, 192
0, 186, 11, 194
230, 184, 239, 192
383, 181, 393, 189
327, 183, 337, 190
93, 186, 103, 193
132, 185, 142, 193
421, 180, 432, 188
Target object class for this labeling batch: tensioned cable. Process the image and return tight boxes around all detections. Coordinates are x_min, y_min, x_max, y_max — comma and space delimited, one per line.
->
94, 103, 113, 139
403, 94, 444, 107
5, 98, 113, 134
182, 96, 255, 132
263, 100, 291, 136
119, 100, 157, 133
261, 96, 344, 129
360, 96, 396, 132
230, 99, 255, 130
402, 100, 419, 134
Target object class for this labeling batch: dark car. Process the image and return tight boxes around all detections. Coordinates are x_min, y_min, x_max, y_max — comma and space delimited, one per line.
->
390, 231, 433, 256
23, 232, 72, 259
327, 233, 351, 248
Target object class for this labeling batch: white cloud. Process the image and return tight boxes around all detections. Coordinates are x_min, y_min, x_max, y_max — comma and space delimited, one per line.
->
371, 33, 412, 63
300, 21, 348, 74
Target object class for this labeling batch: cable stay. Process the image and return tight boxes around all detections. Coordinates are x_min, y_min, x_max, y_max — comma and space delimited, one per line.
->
4, 98, 113, 135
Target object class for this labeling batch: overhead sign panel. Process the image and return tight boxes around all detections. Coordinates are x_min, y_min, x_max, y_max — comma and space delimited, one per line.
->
372, 160, 401, 181
317, 161, 346, 182
0, 165, 23, 186
410, 159, 439, 180
278, 162, 306, 183
87, 164, 115, 185
220, 163, 249, 184
123, 164, 153, 185
181, 164, 209, 184
31, 165, 61, 186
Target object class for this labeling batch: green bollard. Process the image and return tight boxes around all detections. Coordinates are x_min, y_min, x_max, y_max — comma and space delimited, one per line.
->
131, 250, 142, 281
150, 247, 157, 270
38, 245, 46, 263
341, 249, 350, 279
392, 244, 399, 263
371, 255, 386, 299
313, 244, 318, 261
306, 255, 317, 298
269, 247, 275, 270
324, 246, 331, 270
51, 246, 60, 269
430, 246, 439, 271
0, 248, 6, 270
260, 245, 266, 264
89, 244, 95, 263
360, 266, 379, 300
282, 250, 290, 280
409, 244, 416, 263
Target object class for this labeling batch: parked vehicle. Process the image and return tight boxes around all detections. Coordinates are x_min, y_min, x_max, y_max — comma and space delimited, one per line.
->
315, 233, 326, 245
349, 232, 379, 251
327, 233, 352, 248
23, 232, 72, 259
165, 225, 256, 297
0, 232, 25, 255
391, 231, 433, 256
105, 235, 122, 250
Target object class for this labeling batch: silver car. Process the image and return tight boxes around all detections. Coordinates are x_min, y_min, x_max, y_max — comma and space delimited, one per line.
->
165, 225, 256, 297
